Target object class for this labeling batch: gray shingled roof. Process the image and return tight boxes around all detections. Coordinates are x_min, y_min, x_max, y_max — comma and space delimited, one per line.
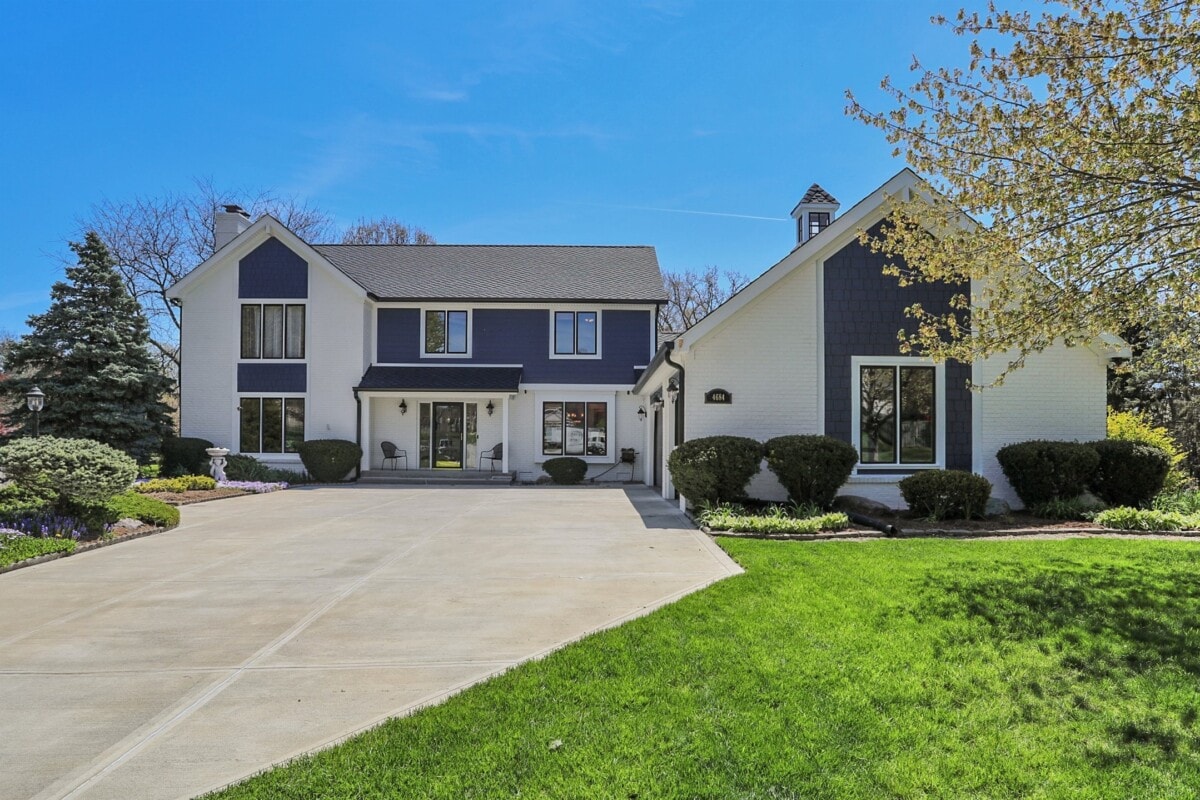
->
356, 365, 523, 392
312, 244, 666, 303
800, 184, 839, 205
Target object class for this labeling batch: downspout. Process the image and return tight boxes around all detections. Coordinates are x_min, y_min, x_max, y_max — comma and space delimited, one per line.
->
353, 388, 362, 481
663, 343, 684, 446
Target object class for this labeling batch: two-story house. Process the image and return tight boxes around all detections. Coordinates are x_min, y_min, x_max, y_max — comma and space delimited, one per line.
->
166, 208, 665, 480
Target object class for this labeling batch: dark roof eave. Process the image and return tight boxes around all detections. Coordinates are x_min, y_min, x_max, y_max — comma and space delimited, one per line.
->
368, 296, 666, 305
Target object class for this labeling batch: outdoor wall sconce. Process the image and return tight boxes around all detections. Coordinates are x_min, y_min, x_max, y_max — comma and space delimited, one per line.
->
486, 400, 495, 416
399, 399, 408, 415
25, 386, 45, 437
667, 379, 680, 404
637, 406, 647, 422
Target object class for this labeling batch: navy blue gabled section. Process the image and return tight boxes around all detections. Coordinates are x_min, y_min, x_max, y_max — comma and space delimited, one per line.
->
357, 366, 522, 392
237, 363, 307, 393
239, 237, 308, 299
823, 222, 972, 471
375, 307, 653, 385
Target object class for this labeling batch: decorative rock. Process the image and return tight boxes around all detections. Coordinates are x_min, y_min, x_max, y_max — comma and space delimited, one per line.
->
1073, 490, 1107, 511
984, 497, 1012, 518
113, 518, 143, 530
833, 494, 893, 516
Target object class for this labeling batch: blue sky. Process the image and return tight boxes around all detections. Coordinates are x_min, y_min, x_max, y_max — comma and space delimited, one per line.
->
0, 0, 970, 336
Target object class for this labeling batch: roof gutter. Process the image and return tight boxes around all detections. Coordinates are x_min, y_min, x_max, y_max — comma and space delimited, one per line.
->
663, 343, 685, 447
353, 388, 362, 481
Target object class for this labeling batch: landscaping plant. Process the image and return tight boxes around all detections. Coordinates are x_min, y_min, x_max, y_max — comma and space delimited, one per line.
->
1094, 506, 1200, 533
107, 492, 180, 528
1106, 409, 1193, 494
133, 475, 218, 493
667, 436, 763, 506
898, 469, 991, 520
296, 439, 362, 483
541, 457, 588, 485
0, 531, 76, 568
0, 436, 137, 505
161, 437, 215, 476
699, 503, 849, 535
996, 440, 1099, 507
1088, 439, 1170, 508
763, 435, 858, 509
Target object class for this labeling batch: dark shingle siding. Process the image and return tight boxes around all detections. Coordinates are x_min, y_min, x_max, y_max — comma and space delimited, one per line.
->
312, 244, 666, 303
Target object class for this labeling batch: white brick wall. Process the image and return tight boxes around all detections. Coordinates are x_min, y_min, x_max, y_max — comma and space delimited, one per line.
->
682, 264, 821, 501
977, 342, 1108, 508
178, 260, 238, 449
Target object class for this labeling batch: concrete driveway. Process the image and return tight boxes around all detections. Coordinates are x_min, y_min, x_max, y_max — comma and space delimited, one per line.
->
0, 486, 739, 800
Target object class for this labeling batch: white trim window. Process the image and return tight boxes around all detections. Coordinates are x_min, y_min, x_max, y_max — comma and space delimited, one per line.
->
241, 303, 305, 360
542, 400, 608, 457
422, 309, 471, 357
550, 310, 600, 358
850, 357, 945, 469
239, 396, 305, 454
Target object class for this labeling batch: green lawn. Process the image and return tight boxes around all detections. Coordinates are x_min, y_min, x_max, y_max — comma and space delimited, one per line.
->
209, 539, 1200, 799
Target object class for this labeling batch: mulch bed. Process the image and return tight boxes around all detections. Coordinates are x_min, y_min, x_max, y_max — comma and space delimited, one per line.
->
140, 488, 249, 505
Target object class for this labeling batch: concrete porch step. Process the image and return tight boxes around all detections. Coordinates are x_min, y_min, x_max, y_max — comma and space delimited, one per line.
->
358, 469, 514, 485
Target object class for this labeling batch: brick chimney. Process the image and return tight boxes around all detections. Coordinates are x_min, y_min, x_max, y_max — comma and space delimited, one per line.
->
790, 184, 839, 245
214, 204, 252, 251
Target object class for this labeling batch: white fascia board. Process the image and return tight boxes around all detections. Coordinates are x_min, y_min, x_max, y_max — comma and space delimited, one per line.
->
678, 168, 923, 352
167, 215, 367, 301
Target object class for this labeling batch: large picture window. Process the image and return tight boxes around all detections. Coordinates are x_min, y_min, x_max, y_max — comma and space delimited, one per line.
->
240, 397, 305, 454
859, 365, 935, 465
542, 401, 607, 456
241, 304, 305, 359
553, 311, 598, 356
424, 310, 468, 355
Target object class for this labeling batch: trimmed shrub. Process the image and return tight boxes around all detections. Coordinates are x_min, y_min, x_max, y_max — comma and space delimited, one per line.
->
161, 436, 215, 477
133, 475, 217, 494
1107, 409, 1191, 494
542, 457, 588, 485
667, 436, 764, 506
0, 436, 137, 504
296, 439, 362, 483
764, 435, 858, 509
1089, 439, 1170, 508
996, 440, 1100, 508
107, 491, 180, 528
224, 454, 271, 481
0, 483, 54, 518
898, 469, 992, 520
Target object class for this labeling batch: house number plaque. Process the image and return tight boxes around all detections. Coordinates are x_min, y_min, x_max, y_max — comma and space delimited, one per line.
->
704, 388, 732, 404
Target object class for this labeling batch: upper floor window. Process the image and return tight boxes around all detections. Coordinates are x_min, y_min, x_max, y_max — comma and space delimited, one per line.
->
424, 310, 469, 355
241, 303, 304, 360
553, 311, 598, 356
858, 363, 936, 465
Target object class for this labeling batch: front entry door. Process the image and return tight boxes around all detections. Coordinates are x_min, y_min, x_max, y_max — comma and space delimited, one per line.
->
433, 402, 464, 469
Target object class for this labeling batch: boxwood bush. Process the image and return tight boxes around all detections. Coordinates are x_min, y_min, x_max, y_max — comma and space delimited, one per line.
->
296, 439, 362, 483
667, 436, 763, 506
1089, 439, 1170, 509
161, 436, 215, 476
996, 440, 1100, 508
107, 491, 180, 528
763, 435, 858, 509
542, 457, 588, 485
898, 469, 992, 520
0, 436, 137, 504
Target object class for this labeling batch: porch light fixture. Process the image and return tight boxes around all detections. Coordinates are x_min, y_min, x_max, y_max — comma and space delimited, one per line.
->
486, 400, 495, 417
637, 406, 647, 422
667, 379, 680, 404
25, 386, 45, 437
399, 399, 408, 415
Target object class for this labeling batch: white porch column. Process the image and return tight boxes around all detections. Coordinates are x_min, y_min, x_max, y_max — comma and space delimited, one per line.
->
642, 401, 653, 487
501, 394, 510, 472
661, 395, 675, 501
360, 395, 371, 472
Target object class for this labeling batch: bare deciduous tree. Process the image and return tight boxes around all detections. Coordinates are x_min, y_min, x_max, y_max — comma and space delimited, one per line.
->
340, 216, 437, 245
82, 178, 335, 369
659, 266, 750, 337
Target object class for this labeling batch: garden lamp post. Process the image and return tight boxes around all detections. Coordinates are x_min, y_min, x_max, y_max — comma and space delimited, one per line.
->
25, 386, 45, 437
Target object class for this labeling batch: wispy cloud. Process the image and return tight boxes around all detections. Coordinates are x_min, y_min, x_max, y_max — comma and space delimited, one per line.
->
410, 87, 469, 103
0, 291, 46, 312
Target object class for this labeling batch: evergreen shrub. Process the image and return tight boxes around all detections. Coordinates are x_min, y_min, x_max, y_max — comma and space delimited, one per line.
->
0, 436, 137, 504
667, 436, 763, 506
898, 469, 992, 520
161, 437, 214, 476
1088, 439, 1170, 508
542, 457, 588, 485
296, 439, 361, 482
763, 435, 858, 509
995, 440, 1100, 507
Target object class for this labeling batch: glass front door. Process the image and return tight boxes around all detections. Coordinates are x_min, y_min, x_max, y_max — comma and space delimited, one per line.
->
432, 402, 464, 468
